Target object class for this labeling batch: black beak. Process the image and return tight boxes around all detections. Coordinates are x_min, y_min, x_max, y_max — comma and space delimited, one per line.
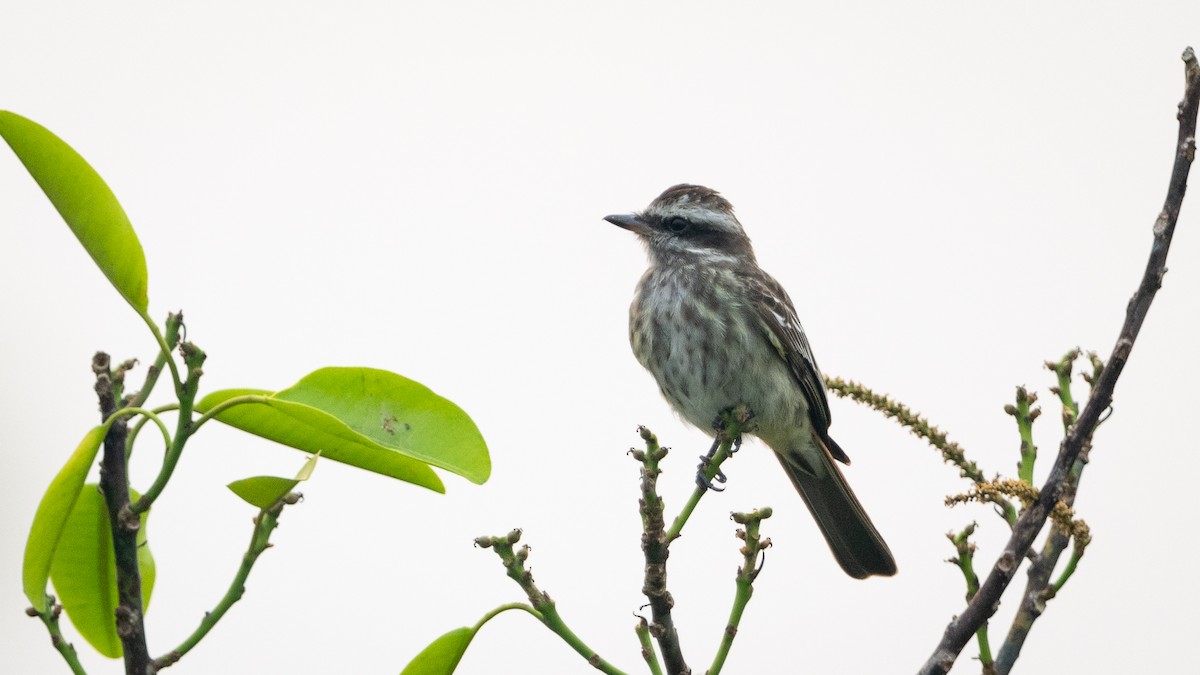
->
604, 213, 652, 235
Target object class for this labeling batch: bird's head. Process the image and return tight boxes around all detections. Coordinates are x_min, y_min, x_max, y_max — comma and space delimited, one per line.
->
605, 184, 755, 265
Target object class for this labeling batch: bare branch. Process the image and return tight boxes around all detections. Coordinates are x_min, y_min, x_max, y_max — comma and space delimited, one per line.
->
919, 47, 1200, 675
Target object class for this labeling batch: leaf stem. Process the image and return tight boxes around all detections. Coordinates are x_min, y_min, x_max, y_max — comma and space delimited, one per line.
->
104, 407, 172, 450
188, 395, 271, 434
473, 602, 543, 631
141, 313, 182, 396
128, 313, 182, 408
125, 404, 180, 460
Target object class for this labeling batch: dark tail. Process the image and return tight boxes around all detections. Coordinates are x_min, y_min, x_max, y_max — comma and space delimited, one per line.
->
776, 449, 897, 579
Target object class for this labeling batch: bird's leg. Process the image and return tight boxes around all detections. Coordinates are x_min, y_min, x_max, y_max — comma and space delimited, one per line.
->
696, 434, 727, 491
696, 405, 750, 491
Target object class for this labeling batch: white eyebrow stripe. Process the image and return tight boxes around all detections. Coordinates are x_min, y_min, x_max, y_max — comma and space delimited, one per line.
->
646, 202, 743, 235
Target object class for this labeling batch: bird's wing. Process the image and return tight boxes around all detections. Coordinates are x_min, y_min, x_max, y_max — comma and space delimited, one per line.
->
745, 272, 849, 463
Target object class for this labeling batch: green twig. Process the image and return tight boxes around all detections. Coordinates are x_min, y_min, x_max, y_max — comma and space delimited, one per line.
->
995, 354, 1098, 674
29, 602, 87, 675
1004, 388, 1041, 486
1046, 350, 1081, 432
635, 616, 664, 675
130, 342, 206, 515
1051, 535, 1089, 593
708, 508, 772, 675
153, 495, 294, 670
476, 531, 626, 675
948, 524, 995, 674
665, 409, 747, 542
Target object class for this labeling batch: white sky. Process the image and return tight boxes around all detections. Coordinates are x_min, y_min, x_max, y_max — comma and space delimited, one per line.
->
2, 3, 1198, 674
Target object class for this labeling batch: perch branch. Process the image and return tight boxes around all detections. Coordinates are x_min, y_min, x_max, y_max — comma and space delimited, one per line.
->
919, 46, 1200, 675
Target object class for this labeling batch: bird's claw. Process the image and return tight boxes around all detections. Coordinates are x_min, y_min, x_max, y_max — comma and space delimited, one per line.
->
696, 455, 727, 492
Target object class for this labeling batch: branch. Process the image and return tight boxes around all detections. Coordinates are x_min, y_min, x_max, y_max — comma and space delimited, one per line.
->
93, 353, 152, 675
994, 354, 1094, 673
632, 426, 689, 675
919, 46, 1200, 675
130, 341, 206, 515
153, 495, 294, 671
634, 411, 746, 675
29, 602, 87, 675
708, 508, 772, 675
476, 531, 626, 675
946, 524, 995, 674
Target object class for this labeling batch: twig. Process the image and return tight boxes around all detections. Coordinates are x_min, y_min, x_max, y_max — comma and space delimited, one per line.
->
93, 353, 152, 675
153, 495, 294, 671
664, 409, 747, 542
708, 508, 772, 675
1005, 388, 1040, 485
994, 354, 1094, 674
632, 411, 746, 675
130, 341, 206, 515
29, 601, 87, 675
918, 46, 1200, 675
947, 524, 995, 674
633, 426, 690, 675
476, 531, 626, 675
635, 616, 664, 675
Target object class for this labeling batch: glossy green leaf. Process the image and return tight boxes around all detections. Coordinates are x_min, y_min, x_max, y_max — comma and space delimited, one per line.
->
400, 626, 475, 675
228, 451, 320, 509
23, 425, 107, 612
195, 389, 444, 493
50, 486, 155, 659
0, 111, 148, 314
276, 368, 490, 484
228, 476, 299, 509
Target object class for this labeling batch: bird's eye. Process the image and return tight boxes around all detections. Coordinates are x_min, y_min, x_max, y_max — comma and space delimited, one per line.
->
665, 217, 690, 234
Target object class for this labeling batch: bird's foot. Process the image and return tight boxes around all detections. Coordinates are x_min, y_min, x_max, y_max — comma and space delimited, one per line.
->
696, 435, 727, 490
695, 455, 727, 492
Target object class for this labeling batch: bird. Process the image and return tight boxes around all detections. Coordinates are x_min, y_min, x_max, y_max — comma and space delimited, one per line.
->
605, 184, 896, 579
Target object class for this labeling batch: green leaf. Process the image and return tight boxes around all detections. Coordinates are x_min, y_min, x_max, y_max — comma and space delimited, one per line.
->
195, 388, 445, 493
228, 451, 320, 509
400, 626, 475, 675
228, 476, 299, 509
50, 486, 155, 659
0, 111, 149, 314
23, 425, 107, 612
276, 368, 490, 484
